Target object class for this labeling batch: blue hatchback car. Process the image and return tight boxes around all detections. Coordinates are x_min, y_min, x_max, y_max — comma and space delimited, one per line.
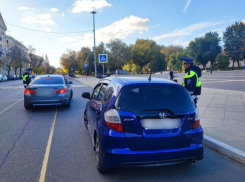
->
82, 77, 203, 172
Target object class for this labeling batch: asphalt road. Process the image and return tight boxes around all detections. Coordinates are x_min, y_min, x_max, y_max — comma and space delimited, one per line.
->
1, 78, 245, 182
176, 70, 245, 91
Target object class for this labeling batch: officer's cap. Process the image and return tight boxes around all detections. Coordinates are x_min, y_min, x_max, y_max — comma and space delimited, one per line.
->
181, 57, 194, 64
26, 68, 32, 71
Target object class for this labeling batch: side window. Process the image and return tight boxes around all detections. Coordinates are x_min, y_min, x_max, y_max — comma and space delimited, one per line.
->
97, 84, 107, 102
103, 82, 115, 102
92, 84, 102, 100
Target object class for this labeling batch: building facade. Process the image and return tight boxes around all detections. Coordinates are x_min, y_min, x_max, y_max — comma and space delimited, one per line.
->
0, 12, 29, 75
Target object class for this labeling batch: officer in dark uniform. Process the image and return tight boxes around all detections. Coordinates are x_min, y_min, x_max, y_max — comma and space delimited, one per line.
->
182, 57, 202, 107
23, 68, 32, 88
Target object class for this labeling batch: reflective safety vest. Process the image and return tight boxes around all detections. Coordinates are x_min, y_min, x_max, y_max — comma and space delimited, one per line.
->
183, 70, 201, 95
23, 75, 29, 81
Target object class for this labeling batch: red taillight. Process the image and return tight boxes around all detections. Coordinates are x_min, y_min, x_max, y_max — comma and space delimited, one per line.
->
105, 122, 124, 133
24, 89, 35, 94
56, 88, 66, 94
193, 120, 200, 129
193, 108, 200, 129
104, 109, 124, 133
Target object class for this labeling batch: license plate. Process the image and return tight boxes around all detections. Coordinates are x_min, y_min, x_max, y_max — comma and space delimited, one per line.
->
36, 89, 55, 96
141, 118, 182, 129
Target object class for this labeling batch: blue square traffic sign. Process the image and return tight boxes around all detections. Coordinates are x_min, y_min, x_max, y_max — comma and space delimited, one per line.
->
98, 54, 108, 63
84, 63, 88, 68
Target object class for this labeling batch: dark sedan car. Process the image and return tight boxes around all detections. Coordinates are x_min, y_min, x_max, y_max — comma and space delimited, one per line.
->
24, 75, 73, 109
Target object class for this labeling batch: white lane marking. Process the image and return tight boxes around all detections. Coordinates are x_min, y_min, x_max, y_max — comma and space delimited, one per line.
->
39, 108, 58, 182
0, 99, 23, 115
203, 79, 245, 84
71, 85, 85, 87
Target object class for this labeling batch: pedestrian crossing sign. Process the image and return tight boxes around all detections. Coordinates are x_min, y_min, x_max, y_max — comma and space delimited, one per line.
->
98, 54, 108, 63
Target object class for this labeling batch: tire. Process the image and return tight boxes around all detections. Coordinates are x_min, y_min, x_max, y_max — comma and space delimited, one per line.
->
70, 90, 73, 99
64, 99, 71, 108
84, 110, 88, 129
24, 104, 33, 110
95, 135, 110, 172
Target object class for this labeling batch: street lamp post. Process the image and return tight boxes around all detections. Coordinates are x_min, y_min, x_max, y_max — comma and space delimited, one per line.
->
91, 11, 97, 77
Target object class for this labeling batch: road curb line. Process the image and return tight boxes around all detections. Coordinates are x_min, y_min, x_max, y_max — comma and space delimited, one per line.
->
68, 76, 93, 88
204, 135, 245, 165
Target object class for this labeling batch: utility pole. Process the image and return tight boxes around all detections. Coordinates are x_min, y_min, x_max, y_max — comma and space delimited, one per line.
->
91, 11, 97, 77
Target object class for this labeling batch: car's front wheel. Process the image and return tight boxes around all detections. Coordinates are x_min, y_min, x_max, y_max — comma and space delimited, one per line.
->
95, 135, 110, 172
84, 110, 88, 129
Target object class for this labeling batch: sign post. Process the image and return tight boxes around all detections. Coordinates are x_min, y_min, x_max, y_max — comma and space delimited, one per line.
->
98, 54, 108, 77
84, 63, 88, 81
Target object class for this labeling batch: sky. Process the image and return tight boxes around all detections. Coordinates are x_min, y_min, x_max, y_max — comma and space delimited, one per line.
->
0, 0, 244, 68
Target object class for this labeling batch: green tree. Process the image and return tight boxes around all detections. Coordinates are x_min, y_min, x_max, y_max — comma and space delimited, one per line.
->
160, 45, 183, 67
215, 53, 230, 69
204, 31, 222, 68
132, 39, 156, 74
223, 21, 245, 69
188, 37, 210, 69
106, 39, 131, 74
169, 53, 182, 71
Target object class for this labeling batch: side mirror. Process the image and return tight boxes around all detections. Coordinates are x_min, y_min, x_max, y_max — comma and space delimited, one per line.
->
69, 81, 73, 84
82, 92, 91, 99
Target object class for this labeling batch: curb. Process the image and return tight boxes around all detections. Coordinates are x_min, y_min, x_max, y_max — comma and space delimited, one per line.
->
204, 135, 245, 165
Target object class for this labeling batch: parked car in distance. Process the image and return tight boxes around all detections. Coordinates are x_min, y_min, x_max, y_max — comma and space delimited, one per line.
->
82, 77, 203, 172
2, 75, 7, 81
24, 75, 73, 109
19, 75, 23, 79
7, 75, 15, 80
0, 74, 3, 82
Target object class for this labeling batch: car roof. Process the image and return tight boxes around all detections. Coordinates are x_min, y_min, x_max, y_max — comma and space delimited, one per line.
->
105, 77, 178, 85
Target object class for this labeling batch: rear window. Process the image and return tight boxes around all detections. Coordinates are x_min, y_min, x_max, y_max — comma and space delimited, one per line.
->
32, 77, 64, 84
116, 84, 194, 114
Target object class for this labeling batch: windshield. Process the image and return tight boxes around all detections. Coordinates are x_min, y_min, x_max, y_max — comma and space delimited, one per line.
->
116, 84, 194, 114
32, 77, 64, 84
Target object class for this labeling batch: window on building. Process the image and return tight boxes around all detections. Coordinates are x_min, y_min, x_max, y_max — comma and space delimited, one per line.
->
7, 40, 8, 44
0, 44, 2, 49
0, 36, 2, 41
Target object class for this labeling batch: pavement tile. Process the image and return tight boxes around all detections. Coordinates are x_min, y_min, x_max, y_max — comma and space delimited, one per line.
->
226, 99, 244, 106
224, 111, 245, 120
225, 106, 245, 112
223, 119, 245, 127
202, 108, 225, 119
201, 118, 224, 129
198, 106, 207, 117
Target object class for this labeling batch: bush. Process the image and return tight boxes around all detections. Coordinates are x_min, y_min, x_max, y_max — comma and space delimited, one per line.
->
215, 54, 230, 69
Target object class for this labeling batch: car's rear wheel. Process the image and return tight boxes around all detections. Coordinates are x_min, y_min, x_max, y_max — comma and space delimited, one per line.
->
84, 110, 88, 129
64, 99, 71, 108
24, 104, 33, 110
95, 135, 110, 172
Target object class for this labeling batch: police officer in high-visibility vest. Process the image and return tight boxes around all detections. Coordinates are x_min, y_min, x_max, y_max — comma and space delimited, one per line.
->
23, 68, 32, 88
182, 57, 202, 107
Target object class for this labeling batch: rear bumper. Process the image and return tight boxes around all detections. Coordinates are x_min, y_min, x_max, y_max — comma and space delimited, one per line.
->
98, 125, 204, 168
101, 144, 203, 168
24, 94, 69, 106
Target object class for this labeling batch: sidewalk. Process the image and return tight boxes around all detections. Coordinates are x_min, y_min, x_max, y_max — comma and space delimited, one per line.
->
73, 75, 245, 165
